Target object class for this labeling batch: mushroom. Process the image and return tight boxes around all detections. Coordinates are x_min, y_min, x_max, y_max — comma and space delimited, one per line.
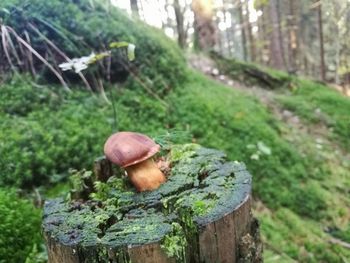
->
104, 131, 166, 192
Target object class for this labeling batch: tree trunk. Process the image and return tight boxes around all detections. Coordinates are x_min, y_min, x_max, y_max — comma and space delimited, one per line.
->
238, 1, 248, 61
222, 3, 232, 57
316, 1, 326, 81
245, 1, 256, 62
43, 145, 262, 263
258, 5, 269, 65
174, 0, 186, 48
287, 0, 298, 73
130, 0, 139, 17
192, 0, 217, 51
276, 0, 287, 69
268, 0, 285, 70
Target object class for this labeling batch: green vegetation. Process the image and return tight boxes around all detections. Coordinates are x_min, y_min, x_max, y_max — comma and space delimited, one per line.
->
211, 52, 293, 89
43, 145, 251, 262
2, 72, 348, 261
0, 0, 186, 95
277, 79, 350, 150
0, 189, 42, 263
161, 223, 187, 260
204, 54, 350, 262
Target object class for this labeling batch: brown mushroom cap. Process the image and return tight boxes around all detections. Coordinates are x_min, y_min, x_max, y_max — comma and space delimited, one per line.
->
104, 132, 160, 168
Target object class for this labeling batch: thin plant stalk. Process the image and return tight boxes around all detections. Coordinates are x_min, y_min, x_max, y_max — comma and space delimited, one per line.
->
6, 25, 70, 91
28, 23, 93, 93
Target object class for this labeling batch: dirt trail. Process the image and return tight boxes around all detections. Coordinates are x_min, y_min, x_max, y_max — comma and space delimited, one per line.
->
188, 54, 341, 145
189, 53, 350, 205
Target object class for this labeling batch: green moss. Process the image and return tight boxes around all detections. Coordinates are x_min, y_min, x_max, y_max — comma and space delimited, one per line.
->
0, 189, 42, 263
277, 79, 350, 150
170, 144, 200, 163
261, 208, 350, 262
43, 145, 251, 260
0, 0, 187, 95
161, 223, 187, 261
211, 52, 293, 89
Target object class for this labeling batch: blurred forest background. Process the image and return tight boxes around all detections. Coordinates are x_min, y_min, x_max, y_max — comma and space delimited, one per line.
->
118, 0, 350, 93
0, 0, 349, 262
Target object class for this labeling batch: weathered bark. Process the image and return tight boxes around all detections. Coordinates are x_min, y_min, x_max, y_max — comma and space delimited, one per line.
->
192, 0, 217, 51
93, 156, 113, 182
43, 145, 262, 263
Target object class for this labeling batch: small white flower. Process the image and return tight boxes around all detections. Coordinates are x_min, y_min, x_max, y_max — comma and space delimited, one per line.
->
127, 44, 135, 61
59, 53, 96, 73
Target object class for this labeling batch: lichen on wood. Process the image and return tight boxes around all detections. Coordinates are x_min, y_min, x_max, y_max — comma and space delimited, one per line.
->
43, 144, 261, 263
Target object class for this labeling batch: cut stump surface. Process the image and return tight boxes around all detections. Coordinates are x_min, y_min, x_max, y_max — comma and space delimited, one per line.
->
43, 144, 262, 263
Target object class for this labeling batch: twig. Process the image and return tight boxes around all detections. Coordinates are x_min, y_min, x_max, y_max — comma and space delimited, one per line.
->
1, 25, 16, 71
28, 23, 93, 92
24, 30, 36, 76
3, 25, 22, 67
6, 25, 70, 92
329, 237, 350, 249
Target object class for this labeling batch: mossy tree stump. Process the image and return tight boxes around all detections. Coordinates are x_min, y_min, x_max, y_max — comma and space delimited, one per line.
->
43, 144, 262, 263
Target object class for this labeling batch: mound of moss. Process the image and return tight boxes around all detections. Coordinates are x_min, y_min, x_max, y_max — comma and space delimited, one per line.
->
1, 73, 349, 261
0, 77, 169, 187
0, 0, 186, 95
0, 189, 42, 263
211, 52, 293, 90
277, 79, 350, 150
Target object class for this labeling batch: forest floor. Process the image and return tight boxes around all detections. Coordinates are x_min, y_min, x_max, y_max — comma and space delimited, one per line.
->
189, 53, 350, 262
2, 1, 350, 262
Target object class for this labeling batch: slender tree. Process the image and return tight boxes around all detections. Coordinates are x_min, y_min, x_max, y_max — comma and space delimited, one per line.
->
174, 0, 187, 48
268, 0, 285, 70
316, 0, 326, 81
244, 0, 256, 61
238, 0, 248, 61
287, 0, 298, 73
130, 0, 139, 17
192, 0, 217, 50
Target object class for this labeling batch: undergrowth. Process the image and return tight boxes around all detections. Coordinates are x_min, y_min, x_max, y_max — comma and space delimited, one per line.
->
277, 79, 350, 150
0, 1, 349, 262
0, 0, 186, 95
0, 189, 42, 263
1, 71, 349, 261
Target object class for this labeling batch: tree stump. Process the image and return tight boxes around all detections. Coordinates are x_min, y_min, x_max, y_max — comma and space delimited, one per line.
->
43, 144, 262, 263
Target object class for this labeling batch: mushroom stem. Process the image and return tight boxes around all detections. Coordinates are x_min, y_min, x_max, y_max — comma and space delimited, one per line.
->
125, 158, 166, 192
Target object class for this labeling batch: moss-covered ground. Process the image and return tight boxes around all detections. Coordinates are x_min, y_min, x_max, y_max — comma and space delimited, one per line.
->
2, 71, 349, 262
0, 0, 349, 262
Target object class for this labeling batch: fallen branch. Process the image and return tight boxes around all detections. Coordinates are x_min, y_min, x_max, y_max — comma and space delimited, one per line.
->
6, 25, 70, 92
329, 237, 350, 249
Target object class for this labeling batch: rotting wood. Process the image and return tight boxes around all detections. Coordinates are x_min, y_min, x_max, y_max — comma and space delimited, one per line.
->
43, 144, 262, 263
